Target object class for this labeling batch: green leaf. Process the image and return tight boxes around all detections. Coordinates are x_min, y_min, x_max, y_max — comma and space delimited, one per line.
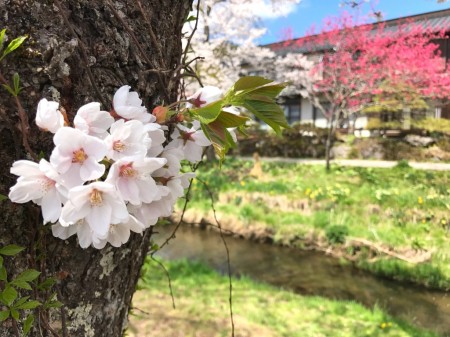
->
13, 296, 30, 308
45, 300, 62, 309
190, 99, 223, 124
15, 269, 40, 283
0, 266, 7, 281
0, 35, 27, 61
13, 72, 20, 95
0, 194, 7, 202
0, 244, 25, 256
201, 122, 235, 162
10, 308, 19, 321
11, 280, 32, 290
215, 111, 248, 128
233, 76, 273, 92
0, 310, 9, 322
37, 277, 56, 291
16, 300, 41, 310
0, 255, 3, 267
0, 29, 6, 53
23, 314, 34, 335
2, 83, 16, 97
2, 285, 18, 306
185, 15, 197, 23
243, 99, 289, 135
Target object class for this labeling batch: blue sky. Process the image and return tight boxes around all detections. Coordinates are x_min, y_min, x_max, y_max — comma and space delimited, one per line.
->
260, 0, 450, 44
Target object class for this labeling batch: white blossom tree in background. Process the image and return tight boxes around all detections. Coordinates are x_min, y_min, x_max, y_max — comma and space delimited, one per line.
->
184, 0, 300, 92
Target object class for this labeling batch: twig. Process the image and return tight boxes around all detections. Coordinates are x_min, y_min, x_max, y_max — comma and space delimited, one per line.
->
11, 318, 21, 337
39, 311, 61, 337
0, 71, 38, 160
182, 0, 201, 65
197, 177, 235, 337
150, 256, 176, 309
53, 0, 109, 108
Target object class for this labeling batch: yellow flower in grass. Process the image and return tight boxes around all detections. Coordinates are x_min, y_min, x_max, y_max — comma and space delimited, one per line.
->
305, 188, 312, 196
418, 196, 423, 204
240, 181, 246, 187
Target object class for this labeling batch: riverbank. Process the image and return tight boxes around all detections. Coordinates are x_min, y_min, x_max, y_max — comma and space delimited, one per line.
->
182, 158, 450, 289
128, 259, 439, 337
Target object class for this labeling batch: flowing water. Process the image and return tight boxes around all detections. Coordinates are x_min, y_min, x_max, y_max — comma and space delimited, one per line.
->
153, 225, 450, 336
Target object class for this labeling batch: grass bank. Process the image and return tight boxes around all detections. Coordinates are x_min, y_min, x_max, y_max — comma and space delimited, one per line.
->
183, 158, 450, 289
127, 259, 438, 337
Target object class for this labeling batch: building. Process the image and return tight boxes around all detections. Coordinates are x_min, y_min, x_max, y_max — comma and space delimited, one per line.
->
262, 9, 450, 132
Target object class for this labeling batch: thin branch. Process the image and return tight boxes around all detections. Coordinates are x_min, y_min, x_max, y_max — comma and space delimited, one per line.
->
182, 0, 201, 65
53, 0, 109, 108
196, 177, 235, 337
150, 256, 176, 309
0, 71, 38, 160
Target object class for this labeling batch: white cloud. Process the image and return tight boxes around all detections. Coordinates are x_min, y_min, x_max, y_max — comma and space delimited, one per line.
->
256, 0, 301, 19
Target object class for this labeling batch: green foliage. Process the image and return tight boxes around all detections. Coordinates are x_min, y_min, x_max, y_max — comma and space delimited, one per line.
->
189, 159, 450, 288
190, 76, 289, 161
135, 258, 438, 337
395, 159, 411, 169
0, 244, 48, 335
325, 225, 349, 244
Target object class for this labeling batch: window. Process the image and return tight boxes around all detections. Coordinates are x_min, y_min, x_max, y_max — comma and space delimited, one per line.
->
282, 98, 301, 124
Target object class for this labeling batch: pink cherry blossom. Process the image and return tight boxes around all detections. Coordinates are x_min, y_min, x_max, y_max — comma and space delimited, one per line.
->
113, 85, 153, 123
187, 86, 223, 108
59, 182, 129, 239
50, 127, 107, 188
74, 102, 114, 139
106, 157, 167, 205
168, 121, 211, 163
36, 98, 64, 133
9, 159, 64, 224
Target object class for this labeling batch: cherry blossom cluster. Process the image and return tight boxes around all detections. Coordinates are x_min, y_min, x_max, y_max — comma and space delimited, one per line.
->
8, 85, 221, 249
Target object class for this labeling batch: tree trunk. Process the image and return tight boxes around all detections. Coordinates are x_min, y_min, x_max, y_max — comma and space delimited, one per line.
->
0, 1, 191, 336
325, 112, 336, 171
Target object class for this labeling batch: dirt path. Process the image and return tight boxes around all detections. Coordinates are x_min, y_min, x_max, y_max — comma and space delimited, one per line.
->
239, 156, 450, 170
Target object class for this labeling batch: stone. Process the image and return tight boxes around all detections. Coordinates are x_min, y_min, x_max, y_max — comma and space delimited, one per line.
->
404, 134, 435, 147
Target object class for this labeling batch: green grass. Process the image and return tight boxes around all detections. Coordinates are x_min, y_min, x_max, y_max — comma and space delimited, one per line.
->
129, 258, 438, 337
186, 158, 450, 289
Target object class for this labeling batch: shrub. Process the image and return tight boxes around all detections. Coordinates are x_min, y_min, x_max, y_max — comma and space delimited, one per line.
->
325, 225, 349, 244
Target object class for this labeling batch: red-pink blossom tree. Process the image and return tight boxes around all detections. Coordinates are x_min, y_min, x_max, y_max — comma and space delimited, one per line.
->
277, 13, 450, 170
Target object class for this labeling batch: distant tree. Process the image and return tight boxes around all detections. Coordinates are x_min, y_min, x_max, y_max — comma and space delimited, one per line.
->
185, 0, 299, 92
276, 13, 450, 170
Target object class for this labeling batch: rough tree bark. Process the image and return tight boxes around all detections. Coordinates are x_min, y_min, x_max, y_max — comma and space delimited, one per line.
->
0, 0, 191, 335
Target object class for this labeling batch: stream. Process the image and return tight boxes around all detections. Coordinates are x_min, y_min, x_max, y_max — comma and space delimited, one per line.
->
152, 225, 450, 336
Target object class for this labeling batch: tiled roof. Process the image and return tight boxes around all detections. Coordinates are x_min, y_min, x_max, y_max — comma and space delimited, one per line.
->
265, 8, 450, 55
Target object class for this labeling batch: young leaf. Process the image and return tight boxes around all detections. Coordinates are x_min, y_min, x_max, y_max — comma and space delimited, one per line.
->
2, 83, 16, 97
0, 194, 7, 202
190, 100, 223, 124
13, 72, 20, 95
15, 300, 41, 310
11, 280, 32, 290
15, 269, 40, 283
10, 308, 19, 321
0, 266, 7, 281
2, 285, 18, 306
185, 15, 197, 23
0, 310, 9, 322
233, 76, 273, 92
12, 296, 30, 308
23, 314, 34, 335
37, 277, 56, 291
0, 35, 27, 61
0, 29, 6, 53
215, 111, 248, 128
0, 244, 25, 256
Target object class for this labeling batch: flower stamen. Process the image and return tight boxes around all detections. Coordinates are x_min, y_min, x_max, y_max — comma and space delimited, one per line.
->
72, 148, 88, 164
90, 189, 103, 206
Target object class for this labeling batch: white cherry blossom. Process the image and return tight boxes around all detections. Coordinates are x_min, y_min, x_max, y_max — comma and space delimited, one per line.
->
187, 86, 223, 108
59, 182, 129, 239
36, 98, 64, 133
113, 85, 152, 123
168, 121, 211, 163
105, 119, 150, 161
9, 159, 64, 224
74, 102, 114, 139
50, 127, 107, 188
106, 157, 167, 205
